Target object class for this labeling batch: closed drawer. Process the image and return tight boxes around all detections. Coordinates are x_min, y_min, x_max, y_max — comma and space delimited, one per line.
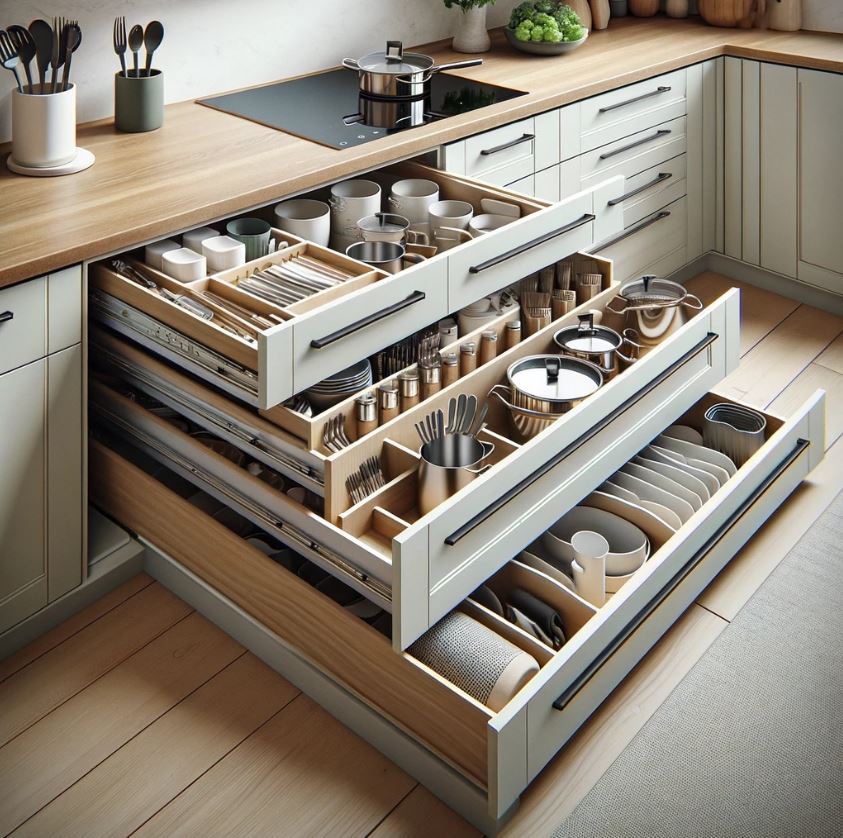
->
580, 69, 687, 153
504, 173, 535, 197
462, 118, 537, 186
594, 195, 688, 284
617, 155, 687, 228
0, 277, 46, 374
90, 387, 825, 823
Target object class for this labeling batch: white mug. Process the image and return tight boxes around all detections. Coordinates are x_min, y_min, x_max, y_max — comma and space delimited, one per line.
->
329, 180, 382, 243
202, 235, 247, 273
389, 178, 440, 224
161, 247, 207, 282
273, 198, 331, 247
11, 84, 76, 168
429, 199, 473, 233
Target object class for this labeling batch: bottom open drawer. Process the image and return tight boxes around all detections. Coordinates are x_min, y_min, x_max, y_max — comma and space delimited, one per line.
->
89, 387, 824, 822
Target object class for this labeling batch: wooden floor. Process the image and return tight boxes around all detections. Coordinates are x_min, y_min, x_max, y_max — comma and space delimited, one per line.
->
2, 273, 842, 838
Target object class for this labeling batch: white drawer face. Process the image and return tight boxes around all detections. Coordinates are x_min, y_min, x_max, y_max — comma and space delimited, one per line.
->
619, 155, 687, 228
594, 195, 688, 284
464, 118, 536, 186
0, 276, 46, 374
580, 69, 687, 153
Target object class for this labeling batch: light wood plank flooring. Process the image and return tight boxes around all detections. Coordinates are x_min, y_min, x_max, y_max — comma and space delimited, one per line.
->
2, 273, 842, 838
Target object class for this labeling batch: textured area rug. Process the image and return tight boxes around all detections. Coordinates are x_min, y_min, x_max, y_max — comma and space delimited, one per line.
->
554, 490, 843, 838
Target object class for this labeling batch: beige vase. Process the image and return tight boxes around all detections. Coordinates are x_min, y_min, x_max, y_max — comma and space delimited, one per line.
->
590, 0, 611, 29
767, 0, 801, 31
452, 6, 491, 54
628, 0, 660, 17
666, 0, 690, 17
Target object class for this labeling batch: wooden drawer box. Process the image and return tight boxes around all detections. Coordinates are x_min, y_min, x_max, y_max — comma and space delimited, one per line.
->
90, 385, 825, 826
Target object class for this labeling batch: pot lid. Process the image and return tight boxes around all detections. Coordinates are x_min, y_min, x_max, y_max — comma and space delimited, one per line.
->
508, 355, 602, 402
554, 314, 621, 354
357, 213, 407, 233
619, 275, 687, 305
355, 41, 432, 75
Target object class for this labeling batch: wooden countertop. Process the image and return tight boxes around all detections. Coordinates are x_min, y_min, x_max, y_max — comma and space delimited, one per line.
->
1, 17, 841, 287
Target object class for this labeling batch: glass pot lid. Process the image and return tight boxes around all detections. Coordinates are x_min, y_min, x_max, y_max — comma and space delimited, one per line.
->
508, 355, 602, 402
355, 42, 433, 75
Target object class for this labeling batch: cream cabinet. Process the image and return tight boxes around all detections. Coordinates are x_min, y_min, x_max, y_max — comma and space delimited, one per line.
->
0, 268, 84, 633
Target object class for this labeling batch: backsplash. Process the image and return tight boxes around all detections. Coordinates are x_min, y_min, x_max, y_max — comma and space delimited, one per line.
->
0, 0, 839, 143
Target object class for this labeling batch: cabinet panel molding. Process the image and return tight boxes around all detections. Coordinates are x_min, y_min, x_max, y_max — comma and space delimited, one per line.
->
741, 60, 761, 267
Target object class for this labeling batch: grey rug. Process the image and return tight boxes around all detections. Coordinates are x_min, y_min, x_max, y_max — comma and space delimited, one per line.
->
554, 490, 843, 838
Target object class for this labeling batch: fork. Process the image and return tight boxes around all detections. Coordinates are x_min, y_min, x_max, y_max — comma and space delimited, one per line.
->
113, 16, 127, 76
50, 16, 67, 94
7, 26, 35, 90
0, 30, 23, 93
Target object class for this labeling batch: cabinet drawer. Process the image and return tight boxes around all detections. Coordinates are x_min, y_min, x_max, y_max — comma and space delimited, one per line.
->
462, 118, 537, 186
594, 195, 688, 284
0, 277, 46, 374
580, 69, 687, 153
618, 155, 687, 228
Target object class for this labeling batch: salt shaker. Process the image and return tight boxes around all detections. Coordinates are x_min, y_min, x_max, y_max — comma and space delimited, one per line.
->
378, 381, 399, 424
479, 330, 498, 366
442, 352, 459, 387
398, 370, 420, 411
355, 393, 378, 438
460, 341, 477, 376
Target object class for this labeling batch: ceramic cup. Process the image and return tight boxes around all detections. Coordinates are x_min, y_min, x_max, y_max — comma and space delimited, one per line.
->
202, 235, 247, 272
182, 226, 219, 253
273, 198, 331, 246
144, 238, 180, 271
330, 179, 382, 244
11, 83, 76, 168
161, 247, 207, 282
226, 217, 272, 261
388, 178, 440, 224
429, 200, 474, 251
114, 70, 164, 133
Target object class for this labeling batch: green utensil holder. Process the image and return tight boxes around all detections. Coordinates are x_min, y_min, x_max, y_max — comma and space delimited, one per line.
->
115, 70, 164, 133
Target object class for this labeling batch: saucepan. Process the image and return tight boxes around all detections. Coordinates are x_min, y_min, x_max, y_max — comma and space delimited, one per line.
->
552, 312, 641, 380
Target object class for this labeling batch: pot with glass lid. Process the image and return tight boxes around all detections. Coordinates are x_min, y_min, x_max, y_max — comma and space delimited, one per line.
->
488, 354, 603, 440
552, 313, 641, 380
604, 276, 703, 348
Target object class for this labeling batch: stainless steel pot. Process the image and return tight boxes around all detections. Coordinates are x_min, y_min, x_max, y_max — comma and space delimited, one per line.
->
488, 354, 603, 440
604, 276, 703, 347
342, 41, 482, 99
345, 240, 425, 274
418, 435, 494, 515
552, 313, 641, 380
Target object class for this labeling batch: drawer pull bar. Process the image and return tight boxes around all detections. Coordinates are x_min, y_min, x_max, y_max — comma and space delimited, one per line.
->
607, 172, 672, 206
552, 437, 810, 712
596, 210, 670, 251
444, 332, 718, 545
0, 310, 13, 325
468, 213, 595, 275
598, 85, 672, 113
479, 133, 536, 156
310, 290, 426, 349
599, 129, 671, 161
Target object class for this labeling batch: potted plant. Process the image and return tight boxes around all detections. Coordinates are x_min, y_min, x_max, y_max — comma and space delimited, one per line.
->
444, 0, 496, 53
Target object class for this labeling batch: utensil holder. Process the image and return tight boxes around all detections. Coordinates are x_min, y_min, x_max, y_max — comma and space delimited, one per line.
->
11, 84, 76, 168
115, 70, 164, 133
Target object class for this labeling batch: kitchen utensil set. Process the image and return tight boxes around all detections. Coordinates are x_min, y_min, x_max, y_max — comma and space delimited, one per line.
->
345, 456, 386, 504
1, 18, 80, 93
113, 17, 163, 77
237, 255, 354, 308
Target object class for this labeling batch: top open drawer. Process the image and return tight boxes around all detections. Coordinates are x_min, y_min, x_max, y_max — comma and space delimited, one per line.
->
89, 162, 623, 409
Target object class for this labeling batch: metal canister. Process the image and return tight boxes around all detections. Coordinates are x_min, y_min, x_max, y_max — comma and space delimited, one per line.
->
378, 381, 399, 424
460, 341, 477, 376
355, 392, 378, 438
398, 369, 420, 411
420, 362, 442, 400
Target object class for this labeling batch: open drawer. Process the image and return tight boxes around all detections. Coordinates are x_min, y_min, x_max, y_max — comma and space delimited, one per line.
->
89, 386, 825, 826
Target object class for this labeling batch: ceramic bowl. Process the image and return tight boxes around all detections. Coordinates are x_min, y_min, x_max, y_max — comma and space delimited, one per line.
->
504, 27, 589, 56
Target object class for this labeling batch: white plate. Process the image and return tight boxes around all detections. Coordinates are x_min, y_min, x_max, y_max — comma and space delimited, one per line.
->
654, 434, 737, 477
611, 471, 695, 525
599, 481, 684, 530
633, 455, 712, 503
518, 549, 576, 591
621, 462, 704, 512
642, 445, 721, 495
7, 146, 95, 177
662, 424, 704, 445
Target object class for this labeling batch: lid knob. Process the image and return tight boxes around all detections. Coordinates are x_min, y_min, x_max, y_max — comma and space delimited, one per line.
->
545, 356, 561, 383
386, 40, 404, 61
577, 312, 595, 334
641, 275, 655, 293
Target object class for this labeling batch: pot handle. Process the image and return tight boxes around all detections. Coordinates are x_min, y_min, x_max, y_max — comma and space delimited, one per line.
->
341, 58, 361, 71
431, 58, 483, 74
479, 440, 495, 461
434, 226, 474, 243
488, 384, 557, 419
616, 328, 642, 365
466, 463, 493, 477
682, 293, 704, 311
605, 296, 627, 315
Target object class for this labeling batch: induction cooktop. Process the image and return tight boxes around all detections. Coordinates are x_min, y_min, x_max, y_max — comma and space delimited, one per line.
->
198, 69, 527, 150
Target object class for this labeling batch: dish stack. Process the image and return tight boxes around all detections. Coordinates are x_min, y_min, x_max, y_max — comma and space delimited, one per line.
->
304, 359, 373, 411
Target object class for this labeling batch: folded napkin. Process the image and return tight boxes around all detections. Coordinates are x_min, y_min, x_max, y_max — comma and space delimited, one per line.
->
507, 587, 567, 650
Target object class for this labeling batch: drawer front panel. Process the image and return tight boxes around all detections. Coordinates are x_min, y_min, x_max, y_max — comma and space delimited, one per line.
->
464, 118, 536, 186
504, 174, 535, 198
394, 291, 739, 649
291, 259, 448, 395
447, 179, 623, 312
580, 69, 687, 153
619, 156, 688, 228
515, 391, 824, 794
0, 277, 46, 374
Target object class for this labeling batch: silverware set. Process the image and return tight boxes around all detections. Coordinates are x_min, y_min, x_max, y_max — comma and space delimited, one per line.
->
285, 394, 313, 417
345, 456, 386, 504
1, 18, 81, 93
113, 17, 163, 78
237, 255, 354, 308
322, 415, 353, 453
374, 326, 439, 380
414, 394, 487, 446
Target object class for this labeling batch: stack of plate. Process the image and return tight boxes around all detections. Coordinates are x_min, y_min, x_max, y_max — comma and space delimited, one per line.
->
304, 359, 373, 410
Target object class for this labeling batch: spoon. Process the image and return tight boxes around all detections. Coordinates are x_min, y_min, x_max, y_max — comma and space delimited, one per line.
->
142, 20, 163, 77
128, 24, 143, 78
28, 19, 53, 92
61, 23, 81, 91
8, 25, 35, 90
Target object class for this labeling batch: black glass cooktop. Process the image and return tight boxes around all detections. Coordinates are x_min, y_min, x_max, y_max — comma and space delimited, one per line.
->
199, 69, 526, 149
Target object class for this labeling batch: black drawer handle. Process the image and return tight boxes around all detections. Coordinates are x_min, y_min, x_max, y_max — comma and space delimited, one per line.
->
479, 133, 535, 156
444, 332, 717, 546
607, 172, 672, 206
552, 437, 810, 712
599, 129, 671, 161
596, 210, 670, 251
0, 311, 13, 325
599, 85, 672, 113
309, 290, 425, 349
468, 213, 595, 275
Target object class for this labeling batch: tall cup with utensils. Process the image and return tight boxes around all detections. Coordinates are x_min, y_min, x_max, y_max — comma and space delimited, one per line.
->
11, 83, 76, 167
329, 179, 382, 249
114, 69, 164, 132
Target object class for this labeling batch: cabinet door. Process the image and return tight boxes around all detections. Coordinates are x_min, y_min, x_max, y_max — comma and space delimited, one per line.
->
798, 69, 843, 292
0, 360, 48, 632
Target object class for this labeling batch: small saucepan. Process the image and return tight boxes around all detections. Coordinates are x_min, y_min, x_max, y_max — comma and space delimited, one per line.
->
553, 313, 641, 381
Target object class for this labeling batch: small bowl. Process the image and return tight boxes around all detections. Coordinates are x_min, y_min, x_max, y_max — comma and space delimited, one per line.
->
504, 27, 589, 56
161, 247, 207, 282
202, 235, 246, 273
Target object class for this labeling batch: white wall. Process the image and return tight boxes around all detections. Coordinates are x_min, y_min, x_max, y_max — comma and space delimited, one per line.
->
0, 1, 839, 143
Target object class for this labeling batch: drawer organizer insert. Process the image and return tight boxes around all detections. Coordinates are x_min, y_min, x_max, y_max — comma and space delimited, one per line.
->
91, 261, 742, 650
90, 384, 825, 822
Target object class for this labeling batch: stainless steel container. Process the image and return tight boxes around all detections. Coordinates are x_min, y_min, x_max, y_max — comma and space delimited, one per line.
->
345, 240, 424, 274
703, 403, 767, 466
418, 435, 494, 515
552, 313, 640, 380
604, 276, 703, 347
488, 354, 603, 440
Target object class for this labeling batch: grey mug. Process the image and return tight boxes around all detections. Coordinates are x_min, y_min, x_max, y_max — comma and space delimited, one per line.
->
226, 217, 272, 261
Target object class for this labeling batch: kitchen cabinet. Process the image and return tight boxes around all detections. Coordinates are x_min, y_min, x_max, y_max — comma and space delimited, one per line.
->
0, 268, 84, 633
